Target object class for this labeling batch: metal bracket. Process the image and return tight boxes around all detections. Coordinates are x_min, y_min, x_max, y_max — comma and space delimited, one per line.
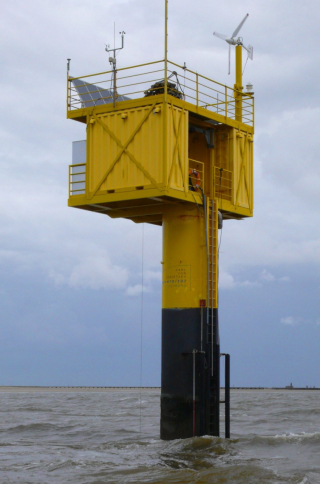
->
189, 124, 214, 149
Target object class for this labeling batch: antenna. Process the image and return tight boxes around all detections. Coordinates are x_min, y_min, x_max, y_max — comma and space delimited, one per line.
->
105, 30, 126, 66
213, 14, 253, 75
105, 30, 126, 106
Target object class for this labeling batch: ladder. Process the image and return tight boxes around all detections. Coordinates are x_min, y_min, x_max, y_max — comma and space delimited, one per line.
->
208, 198, 218, 310
207, 198, 220, 436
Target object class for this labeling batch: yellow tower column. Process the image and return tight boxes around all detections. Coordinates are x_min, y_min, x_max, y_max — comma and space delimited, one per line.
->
162, 204, 207, 309
161, 201, 220, 439
235, 45, 243, 123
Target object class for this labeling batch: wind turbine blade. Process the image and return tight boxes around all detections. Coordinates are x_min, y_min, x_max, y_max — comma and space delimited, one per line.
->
228, 44, 231, 75
243, 44, 253, 60
232, 13, 249, 38
213, 32, 228, 41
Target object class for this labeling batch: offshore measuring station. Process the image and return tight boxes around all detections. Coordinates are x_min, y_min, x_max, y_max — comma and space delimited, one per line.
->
66, 3, 254, 440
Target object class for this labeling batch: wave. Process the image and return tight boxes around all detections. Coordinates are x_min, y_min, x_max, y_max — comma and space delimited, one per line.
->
248, 432, 320, 446
275, 408, 320, 417
1, 422, 72, 434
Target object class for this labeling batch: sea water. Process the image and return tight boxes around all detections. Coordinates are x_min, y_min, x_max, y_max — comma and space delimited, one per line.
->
0, 388, 319, 483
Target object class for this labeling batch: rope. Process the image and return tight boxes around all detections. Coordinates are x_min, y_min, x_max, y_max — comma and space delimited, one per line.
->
139, 223, 144, 436
242, 55, 249, 76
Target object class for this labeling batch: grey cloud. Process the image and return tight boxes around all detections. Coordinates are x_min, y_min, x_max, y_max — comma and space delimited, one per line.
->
1, 0, 320, 384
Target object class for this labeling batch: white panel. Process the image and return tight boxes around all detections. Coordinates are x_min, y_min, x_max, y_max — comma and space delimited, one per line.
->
72, 140, 86, 165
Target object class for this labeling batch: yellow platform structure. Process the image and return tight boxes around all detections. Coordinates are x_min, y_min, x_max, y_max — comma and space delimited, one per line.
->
67, 49, 254, 225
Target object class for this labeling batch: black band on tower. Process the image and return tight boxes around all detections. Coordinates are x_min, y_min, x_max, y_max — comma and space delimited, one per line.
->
161, 308, 220, 440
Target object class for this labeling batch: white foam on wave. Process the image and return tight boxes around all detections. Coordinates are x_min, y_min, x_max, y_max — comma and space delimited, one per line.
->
274, 431, 320, 440
298, 477, 308, 484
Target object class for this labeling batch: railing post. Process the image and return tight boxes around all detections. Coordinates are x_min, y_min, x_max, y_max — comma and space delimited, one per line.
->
113, 70, 117, 108
66, 60, 70, 116
225, 85, 227, 119
252, 96, 254, 128
67, 77, 69, 115
196, 74, 199, 108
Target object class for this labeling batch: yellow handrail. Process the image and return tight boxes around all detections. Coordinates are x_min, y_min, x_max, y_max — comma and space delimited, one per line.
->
67, 58, 254, 126
69, 163, 86, 197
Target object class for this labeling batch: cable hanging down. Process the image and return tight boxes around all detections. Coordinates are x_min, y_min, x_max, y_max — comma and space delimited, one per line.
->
139, 223, 144, 436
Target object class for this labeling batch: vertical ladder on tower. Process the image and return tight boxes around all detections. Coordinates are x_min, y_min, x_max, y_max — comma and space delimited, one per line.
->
208, 199, 218, 311
207, 198, 220, 436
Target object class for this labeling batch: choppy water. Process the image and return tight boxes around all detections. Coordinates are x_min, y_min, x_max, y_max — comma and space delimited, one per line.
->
0, 389, 319, 483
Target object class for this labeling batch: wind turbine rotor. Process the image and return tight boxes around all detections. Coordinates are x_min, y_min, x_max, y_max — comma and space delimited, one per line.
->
213, 14, 253, 74
213, 32, 229, 41
232, 13, 249, 39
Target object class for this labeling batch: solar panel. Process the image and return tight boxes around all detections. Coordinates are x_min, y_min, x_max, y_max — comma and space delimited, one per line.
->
71, 78, 130, 108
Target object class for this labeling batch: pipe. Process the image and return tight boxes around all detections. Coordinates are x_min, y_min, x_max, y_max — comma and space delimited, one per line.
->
225, 353, 230, 438
164, 0, 168, 102
200, 306, 203, 352
201, 190, 209, 346
211, 200, 214, 376
193, 349, 196, 437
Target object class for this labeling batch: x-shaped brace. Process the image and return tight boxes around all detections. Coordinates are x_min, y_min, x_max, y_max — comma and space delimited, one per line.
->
89, 102, 159, 199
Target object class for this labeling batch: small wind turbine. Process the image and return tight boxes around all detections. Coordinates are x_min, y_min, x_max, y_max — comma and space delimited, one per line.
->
213, 14, 253, 75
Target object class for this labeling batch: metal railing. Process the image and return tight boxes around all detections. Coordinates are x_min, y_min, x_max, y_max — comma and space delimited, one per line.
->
67, 60, 254, 126
68, 160, 206, 198
214, 167, 232, 202
220, 353, 231, 439
69, 163, 86, 196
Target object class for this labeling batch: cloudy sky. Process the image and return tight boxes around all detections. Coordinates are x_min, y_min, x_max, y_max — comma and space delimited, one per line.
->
1, 0, 320, 387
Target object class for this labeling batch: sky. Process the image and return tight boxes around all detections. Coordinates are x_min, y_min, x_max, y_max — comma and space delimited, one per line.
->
1, 0, 320, 387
